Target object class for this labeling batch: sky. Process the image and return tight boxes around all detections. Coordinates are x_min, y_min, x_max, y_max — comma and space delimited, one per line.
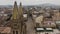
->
0, 0, 60, 5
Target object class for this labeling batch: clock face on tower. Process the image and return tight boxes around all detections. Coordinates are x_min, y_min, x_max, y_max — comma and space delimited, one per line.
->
13, 23, 19, 29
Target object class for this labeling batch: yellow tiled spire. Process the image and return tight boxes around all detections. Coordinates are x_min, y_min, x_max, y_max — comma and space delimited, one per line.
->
12, 1, 18, 19
18, 2, 23, 19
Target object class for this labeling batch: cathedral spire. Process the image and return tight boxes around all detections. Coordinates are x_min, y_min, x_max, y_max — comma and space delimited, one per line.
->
12, 1, 18, 19
18, 2, 23, 19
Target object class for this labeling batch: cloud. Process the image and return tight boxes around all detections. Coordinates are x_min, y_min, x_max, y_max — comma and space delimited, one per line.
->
0, 0, 60, 5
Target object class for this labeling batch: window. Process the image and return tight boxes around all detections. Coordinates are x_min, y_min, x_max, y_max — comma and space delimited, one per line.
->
13, 31, 15, 34
36, 23, 39, 27
13, 31, 18, 34
16, 31, 18, 34
14, 24, 17, 26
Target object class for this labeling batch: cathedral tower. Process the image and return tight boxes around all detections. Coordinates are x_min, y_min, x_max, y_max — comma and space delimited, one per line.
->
18, 2, 26, 34
11, 1, 21, 34
12, 1, 18, 19
18, 2, 23, 21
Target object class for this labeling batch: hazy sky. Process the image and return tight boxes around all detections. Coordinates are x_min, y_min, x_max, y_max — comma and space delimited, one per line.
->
0, 0, 60, 5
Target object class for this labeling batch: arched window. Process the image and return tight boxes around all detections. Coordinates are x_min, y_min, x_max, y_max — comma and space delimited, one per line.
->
16, 31, 18, 34
36, 23, 40, 27
13, 30, 18, 34
13, 31, 15, 34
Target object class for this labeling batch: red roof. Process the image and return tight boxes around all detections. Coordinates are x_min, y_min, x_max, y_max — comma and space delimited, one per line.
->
0, 27, 11, 33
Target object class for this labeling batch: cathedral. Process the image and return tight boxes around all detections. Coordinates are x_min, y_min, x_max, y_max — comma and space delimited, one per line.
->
0, 1, 26, 34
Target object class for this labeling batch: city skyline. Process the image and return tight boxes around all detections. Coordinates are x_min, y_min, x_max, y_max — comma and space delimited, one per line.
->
0, 0, 60, 5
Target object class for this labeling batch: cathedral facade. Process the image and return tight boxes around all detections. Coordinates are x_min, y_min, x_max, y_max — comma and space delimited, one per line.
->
0, 1, 26, 34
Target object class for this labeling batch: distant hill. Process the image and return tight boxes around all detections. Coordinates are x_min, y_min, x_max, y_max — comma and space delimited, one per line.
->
36, 3, 60, 9
0, 3, 60, 9
0, 5, 13, 8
